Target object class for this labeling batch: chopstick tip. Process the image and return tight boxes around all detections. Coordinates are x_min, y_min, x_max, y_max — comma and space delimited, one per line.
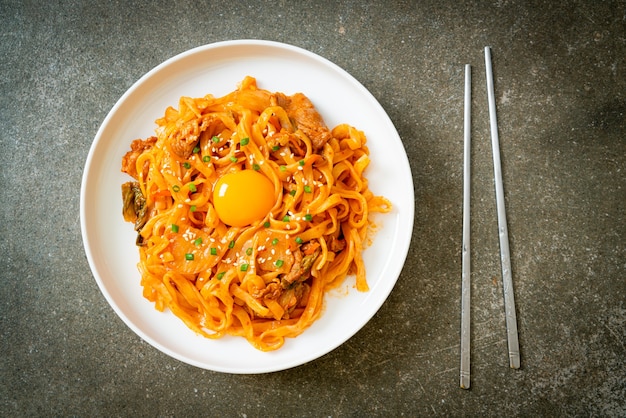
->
510, 352, 521, 369
460, 374, 471, 390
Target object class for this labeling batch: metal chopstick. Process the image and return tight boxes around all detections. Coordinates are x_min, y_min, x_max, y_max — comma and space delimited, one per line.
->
460, 63, 472, 389
484, 46, 521, 369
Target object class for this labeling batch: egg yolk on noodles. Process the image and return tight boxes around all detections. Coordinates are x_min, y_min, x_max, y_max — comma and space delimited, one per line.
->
213, 170, 275, 227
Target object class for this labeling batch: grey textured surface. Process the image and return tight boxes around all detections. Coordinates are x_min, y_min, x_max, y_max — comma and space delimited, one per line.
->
1, 0, 625, 416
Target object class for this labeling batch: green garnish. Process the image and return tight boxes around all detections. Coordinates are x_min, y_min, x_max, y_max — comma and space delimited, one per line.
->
194, 237, 202, 246
299, 159, 305, 166
193, 146, 200, 154
172, 185, 180, 192
253, 163, 261, 171
188, 183, 197, 192
304, 214, 313, 221
210, 247, 218, 256
275, 260, 284, 268
229, 156, 238, 163
304, 185, 312, 193
190, 205, 197, 212
282, 215, 290, 222
240, 137, 250, 146
246, 247, 253, 256
263, 221, 271, 228
240, 263, 249, 272
171, 224, 179, 233
203, 155, 211, 162
216, 272, 225, 280
271, 238, 279, 246
212, 136, 220, 143
183, 162, 191, 169
228, 240, 235, 249
295, 237, 303, 244
185, 253, 194, 261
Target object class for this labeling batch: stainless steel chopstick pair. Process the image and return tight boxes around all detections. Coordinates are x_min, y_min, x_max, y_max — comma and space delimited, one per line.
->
460, 47, 520, 390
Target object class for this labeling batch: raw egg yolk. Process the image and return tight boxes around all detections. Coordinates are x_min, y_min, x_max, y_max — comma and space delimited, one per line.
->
213, 170, 275, 227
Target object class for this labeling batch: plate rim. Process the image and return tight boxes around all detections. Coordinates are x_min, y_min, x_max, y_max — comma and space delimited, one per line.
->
80, 39, 414, 373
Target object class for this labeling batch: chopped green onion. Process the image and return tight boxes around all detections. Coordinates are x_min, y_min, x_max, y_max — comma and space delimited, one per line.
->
299, 159, 305, 166
240, 263, 249, 272
188, 183, 197, 192
282, 215, 290, 222
183, 162, 191, 169
295, 237, 303, 244
263, 221, 271, 228
212, 136, 220, 143
275, 259, 284, 268
304, 185, 312, 193
289, 190, 296, 196
216, 272, 225, 280
240, 137, 250, 146
193, 146, 200, 154
279, 165, 286, 172
253, 163, 261, 171
172, 185, 180, 192
185, 253, 194, 261
246, 247, 253, 256
272, 145, 280, 152
171, 224, 179, 233
271, 238, 279, 246
210, 247, 217, 256
228, 240, 235, 249
229, 156, 238, 163
190, 205, 197, 212
304, 214, 313, 221
203, 155, 211, 162
194, 237, 202, 246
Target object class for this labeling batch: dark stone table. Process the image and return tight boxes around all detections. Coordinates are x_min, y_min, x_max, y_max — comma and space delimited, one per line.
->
1, 1, 624, 416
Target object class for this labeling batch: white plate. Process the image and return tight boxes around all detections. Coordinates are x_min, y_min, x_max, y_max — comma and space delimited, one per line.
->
81, 40, 414, 374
